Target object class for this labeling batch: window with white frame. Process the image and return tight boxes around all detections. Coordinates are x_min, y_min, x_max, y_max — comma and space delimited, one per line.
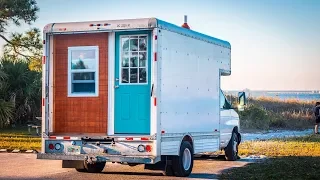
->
68, 46, 99, 97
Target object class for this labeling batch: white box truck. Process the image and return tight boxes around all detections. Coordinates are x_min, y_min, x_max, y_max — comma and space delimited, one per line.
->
37, 16, 246, 177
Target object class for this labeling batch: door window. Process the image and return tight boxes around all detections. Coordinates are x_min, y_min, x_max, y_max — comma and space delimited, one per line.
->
120, 35, 148, 84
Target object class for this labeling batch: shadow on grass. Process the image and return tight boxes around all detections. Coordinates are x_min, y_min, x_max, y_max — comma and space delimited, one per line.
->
219, 156, 320, 180
0, 125, 30, 134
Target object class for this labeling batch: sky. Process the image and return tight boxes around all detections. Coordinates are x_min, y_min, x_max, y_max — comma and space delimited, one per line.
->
0, 0, 319, 91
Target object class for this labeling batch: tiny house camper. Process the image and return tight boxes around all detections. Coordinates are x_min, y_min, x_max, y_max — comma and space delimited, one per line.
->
38, 17, 244, 177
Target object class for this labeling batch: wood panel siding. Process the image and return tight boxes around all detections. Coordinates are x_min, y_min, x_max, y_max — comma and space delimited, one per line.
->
53, 33, 108, 133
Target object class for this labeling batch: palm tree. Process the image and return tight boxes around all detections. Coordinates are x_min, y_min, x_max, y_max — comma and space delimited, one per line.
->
0, 59, 41, 128
0, 69, 13, 128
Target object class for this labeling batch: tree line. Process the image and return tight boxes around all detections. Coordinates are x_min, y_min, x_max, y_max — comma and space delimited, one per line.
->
0, 0, 42, 128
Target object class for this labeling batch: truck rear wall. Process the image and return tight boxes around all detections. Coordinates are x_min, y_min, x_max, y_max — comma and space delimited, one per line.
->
53, 33, 108, 133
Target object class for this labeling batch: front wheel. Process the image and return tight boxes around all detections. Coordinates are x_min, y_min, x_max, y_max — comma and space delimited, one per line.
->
172, 141, 194, 177
225, 132, 240, 161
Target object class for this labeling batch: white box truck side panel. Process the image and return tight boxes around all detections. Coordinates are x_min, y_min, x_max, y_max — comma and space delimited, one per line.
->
158, 28, 231, 154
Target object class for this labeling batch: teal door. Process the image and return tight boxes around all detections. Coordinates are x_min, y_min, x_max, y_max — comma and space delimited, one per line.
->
114, 31, 151, 134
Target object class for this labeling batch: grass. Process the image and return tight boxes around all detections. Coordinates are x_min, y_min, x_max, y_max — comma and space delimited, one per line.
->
0, 126, 41, 151
226, 95, 316, 130
219, 135, 320, 179
238, 135, 320, 157
219, 157, 320, 180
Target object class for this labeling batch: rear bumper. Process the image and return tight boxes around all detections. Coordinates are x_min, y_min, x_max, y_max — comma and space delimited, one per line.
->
36, 153, 159, 164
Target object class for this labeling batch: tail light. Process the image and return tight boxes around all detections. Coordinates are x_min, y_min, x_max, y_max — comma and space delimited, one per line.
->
146, 145, 152, 152
48, 143, 54, 150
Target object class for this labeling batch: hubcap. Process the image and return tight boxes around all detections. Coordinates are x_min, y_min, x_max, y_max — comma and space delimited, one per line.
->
182, 148, 191, 171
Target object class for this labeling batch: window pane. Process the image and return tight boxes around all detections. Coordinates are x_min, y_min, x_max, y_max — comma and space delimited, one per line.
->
72, 72, 95, 81
71, 50, 95, 59
121, 37, 129, 51
130, 38, 138, 51
72, 83, 95, 93
71, 50, 96, 70
139, 68, 147, 83
130, 68, 138, 83
139, 52, 146, 67
139, 36, 147, 51
122, 68, 129, 83
220, 90, 225, 109
130, 52, 138, 67
122, 52, 129, 67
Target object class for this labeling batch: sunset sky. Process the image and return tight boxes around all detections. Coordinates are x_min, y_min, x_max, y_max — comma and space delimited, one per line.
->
0, 0, 319, 91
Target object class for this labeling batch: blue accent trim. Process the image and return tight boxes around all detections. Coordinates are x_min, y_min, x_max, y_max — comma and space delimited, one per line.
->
156, 19, 231, 48
114, 30, 152, 134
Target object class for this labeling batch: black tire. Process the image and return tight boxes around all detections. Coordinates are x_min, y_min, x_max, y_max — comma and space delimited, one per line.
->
75, 168, 87, 172
225, 132, 240, 161
172, 141, 194, 177
84, 162, 106, 173
128, 163, 139, 167
163, 164, 175, 176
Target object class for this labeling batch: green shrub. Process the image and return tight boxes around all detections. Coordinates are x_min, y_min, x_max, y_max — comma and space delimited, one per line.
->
239, 105, 270, 130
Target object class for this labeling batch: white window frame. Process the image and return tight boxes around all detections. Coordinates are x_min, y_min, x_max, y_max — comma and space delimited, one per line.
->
119, 34, 148, 85
67, 46, 99, 97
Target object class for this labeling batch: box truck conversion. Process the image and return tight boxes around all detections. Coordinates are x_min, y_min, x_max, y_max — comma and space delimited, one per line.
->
37, 17, 246, 177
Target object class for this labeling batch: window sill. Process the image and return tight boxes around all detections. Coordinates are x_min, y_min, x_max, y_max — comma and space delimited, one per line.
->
68, 93, 99, 97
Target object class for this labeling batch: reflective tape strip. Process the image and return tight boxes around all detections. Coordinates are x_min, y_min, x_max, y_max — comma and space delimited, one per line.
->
48, 136, 78, 140
154, 52, 157, 61
42, 56, 46, 64
118, 137, 150, 141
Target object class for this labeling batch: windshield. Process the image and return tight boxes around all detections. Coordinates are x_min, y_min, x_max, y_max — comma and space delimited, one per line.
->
220, 90, 232, 109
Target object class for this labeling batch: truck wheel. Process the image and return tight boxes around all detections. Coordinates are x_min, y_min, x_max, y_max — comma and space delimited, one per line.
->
172, 141, 194, 177
163, 164, 175, 176
84, 162, 106, 173
75, 168, 87, 172
225, 132, 239, 161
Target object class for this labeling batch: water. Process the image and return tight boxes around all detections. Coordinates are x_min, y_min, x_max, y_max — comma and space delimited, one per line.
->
225, 91, 320, 101
242, 129, 313, 141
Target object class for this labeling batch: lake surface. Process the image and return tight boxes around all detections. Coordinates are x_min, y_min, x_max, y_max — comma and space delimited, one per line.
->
225, 91, 320, 101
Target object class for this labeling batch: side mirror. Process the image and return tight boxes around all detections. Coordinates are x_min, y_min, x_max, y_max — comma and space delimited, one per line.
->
237, 92, 247, 111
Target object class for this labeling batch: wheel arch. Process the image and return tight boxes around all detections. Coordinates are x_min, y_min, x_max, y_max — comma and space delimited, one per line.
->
178, 134, 194, 155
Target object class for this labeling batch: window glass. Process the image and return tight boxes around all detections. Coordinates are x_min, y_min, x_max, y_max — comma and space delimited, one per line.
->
120, 35, 148, 84
68, 46, 98, 96
71, 50, 96, 70
220, 90, 232, 109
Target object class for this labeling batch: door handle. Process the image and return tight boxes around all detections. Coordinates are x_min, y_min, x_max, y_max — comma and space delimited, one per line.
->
115, 78, 119, 81
114, 85, 119, 89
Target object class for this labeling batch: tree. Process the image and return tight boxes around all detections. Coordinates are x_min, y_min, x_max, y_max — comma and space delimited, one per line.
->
3, 28, 42, 72
0, 59, 41, 127
0, 69, 13, 128
0, 0, 41, 128
0, 0, 41, 72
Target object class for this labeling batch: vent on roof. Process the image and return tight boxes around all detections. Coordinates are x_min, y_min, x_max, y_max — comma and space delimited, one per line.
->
181, 15, 190, 29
